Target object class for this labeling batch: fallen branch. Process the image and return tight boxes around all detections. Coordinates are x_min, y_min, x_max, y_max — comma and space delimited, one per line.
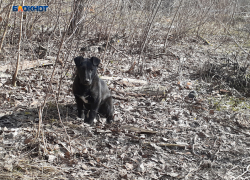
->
121, 125, 157, 134
111, 94, 128, 101
110, 87, 146, 97
143, 141, 190, 149
101, 76, 147, 85
0, 60, 53, 72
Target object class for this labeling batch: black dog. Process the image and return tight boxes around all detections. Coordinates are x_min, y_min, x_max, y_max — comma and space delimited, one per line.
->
73, 56, 114, 124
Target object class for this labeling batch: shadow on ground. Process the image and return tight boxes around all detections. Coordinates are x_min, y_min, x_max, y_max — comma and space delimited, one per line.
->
0, 103, 78, 129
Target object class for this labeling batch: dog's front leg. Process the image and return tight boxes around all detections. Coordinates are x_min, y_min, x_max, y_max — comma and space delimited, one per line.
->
84, 100, 100, 125
75, 95, 85, 118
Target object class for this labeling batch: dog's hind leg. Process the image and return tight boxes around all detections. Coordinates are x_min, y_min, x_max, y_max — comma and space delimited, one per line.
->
101, 97, 114, 124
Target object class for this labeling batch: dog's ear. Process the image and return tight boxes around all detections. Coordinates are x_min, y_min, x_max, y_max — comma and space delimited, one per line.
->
74, 56, 84, 66
90, 57, 100, 66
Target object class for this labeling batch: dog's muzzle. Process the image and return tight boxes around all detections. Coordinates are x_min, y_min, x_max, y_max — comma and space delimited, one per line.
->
82, 79, 91, 85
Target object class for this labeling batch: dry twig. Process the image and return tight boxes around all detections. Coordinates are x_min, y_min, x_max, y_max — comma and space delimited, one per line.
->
0, 2, 13, 53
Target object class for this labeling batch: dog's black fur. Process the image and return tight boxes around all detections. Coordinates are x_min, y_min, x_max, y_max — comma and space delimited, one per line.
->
73, 56, 114, 124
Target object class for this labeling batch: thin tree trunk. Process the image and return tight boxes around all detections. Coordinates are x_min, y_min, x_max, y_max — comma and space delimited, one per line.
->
0, 2, 13, 53
12, 1, 24, 86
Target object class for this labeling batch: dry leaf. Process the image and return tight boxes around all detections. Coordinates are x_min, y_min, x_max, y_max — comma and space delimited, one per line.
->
64, 151, 70, 159
24, 138, 33, 144
125, 163, 133, 170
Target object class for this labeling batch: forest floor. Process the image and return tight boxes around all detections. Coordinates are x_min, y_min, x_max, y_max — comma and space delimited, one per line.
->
0, 32, 250, 180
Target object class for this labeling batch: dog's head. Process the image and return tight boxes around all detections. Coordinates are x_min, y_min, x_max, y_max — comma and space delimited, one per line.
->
74, 56, 100, 85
